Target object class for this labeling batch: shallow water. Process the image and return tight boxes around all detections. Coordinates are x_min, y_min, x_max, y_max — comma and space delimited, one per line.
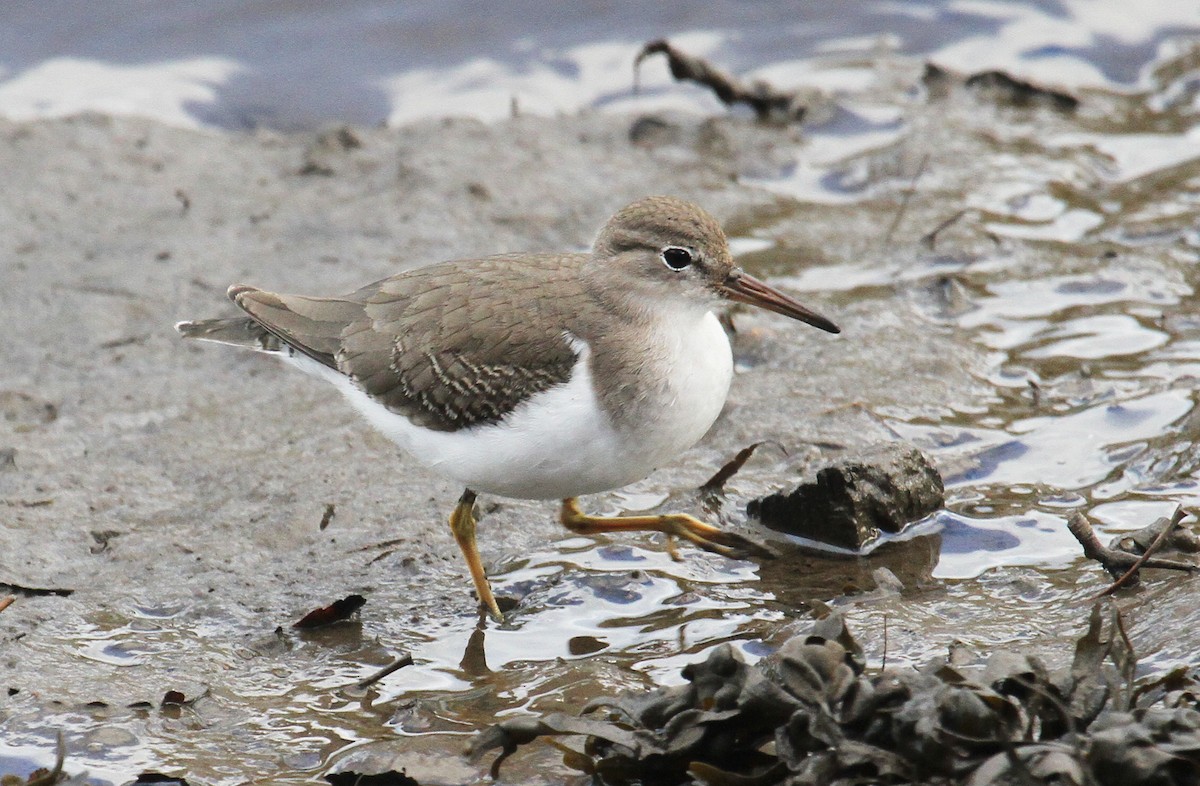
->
3, 3, 1200, 784
0, 1, 1194, 130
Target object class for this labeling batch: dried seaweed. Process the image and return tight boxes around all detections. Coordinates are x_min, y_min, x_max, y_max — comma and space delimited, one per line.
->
469, 608, 1200, 785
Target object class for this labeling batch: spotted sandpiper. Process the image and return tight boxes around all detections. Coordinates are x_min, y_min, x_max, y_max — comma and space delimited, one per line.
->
177, 196, 839, 619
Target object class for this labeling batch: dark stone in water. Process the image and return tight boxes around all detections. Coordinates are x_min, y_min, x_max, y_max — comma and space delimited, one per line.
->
747, 443, 944, 550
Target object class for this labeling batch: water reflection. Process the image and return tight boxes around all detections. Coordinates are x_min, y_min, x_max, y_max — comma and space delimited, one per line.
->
4, 6, 1200, 785
933, 509, 1081, 578
7, 0, 1191, 130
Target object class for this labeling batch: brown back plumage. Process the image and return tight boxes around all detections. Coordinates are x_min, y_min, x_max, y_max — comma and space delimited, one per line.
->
227, 254, 596, 431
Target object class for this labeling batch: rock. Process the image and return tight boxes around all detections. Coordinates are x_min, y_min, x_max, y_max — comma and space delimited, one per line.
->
747, 443, 944, 550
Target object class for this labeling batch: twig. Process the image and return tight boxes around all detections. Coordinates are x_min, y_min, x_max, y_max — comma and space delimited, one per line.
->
26, 731, 66, 786
920, 209, 968, 250
1111, 605, 1137, 710
356, 651, 414, 688
1095, 507, 1190, 598
1067, 512, 1195, 584
698, 441, 786, 497
0, 595, 14, 614
881, 153, 930, 251
880, 612, 889, 673
634, 39, 806, 122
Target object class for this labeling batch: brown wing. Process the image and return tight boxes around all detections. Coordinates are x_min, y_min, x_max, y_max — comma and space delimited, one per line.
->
231, 254, 588, 432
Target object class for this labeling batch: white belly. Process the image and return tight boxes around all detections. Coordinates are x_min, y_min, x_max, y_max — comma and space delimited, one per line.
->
287, 311, 733, 500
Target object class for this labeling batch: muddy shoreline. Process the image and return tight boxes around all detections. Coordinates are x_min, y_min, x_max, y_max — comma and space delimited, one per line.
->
2, 98, 1198, 783
0, 108, 984, 666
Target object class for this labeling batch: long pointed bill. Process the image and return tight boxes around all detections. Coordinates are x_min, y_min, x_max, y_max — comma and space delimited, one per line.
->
719, 270, 840, 334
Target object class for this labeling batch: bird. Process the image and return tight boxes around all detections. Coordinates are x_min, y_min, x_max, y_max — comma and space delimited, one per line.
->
176, 196, 839, 619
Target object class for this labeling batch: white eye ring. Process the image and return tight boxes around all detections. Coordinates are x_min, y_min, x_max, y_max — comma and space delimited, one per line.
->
661, 246, 693, 271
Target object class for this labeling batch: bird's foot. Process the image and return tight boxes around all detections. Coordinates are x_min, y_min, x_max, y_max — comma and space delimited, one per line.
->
559, 498, 774, 560
449, 489, 504, 621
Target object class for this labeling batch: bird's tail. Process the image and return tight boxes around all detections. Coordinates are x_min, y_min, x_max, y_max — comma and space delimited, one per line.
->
175, 317, 285, 353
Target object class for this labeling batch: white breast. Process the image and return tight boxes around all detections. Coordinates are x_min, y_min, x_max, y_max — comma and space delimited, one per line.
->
623, 309, 733, 468
285, 310, 733, 501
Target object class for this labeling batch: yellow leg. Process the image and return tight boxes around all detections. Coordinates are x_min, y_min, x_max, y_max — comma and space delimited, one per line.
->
559, 498, 774, 560
448, 489, 503, 620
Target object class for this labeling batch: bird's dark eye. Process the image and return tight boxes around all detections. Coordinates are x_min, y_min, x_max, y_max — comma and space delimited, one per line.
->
661, 246, 693, 271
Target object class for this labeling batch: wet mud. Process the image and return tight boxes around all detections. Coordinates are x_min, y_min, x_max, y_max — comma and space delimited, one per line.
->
2, 35, 1200, 785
